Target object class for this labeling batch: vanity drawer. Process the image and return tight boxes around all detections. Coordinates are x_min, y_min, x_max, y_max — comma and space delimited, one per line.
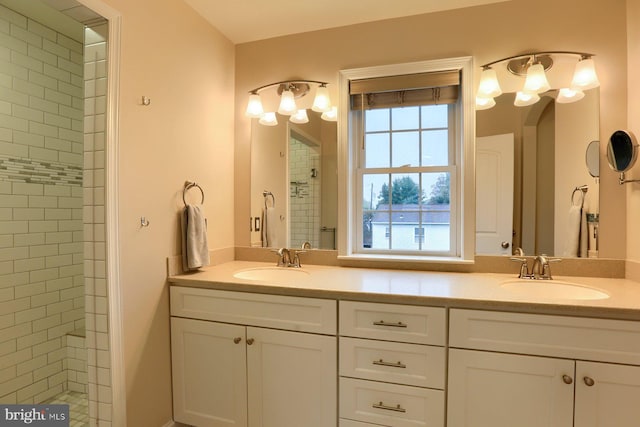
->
170, 287, 336, 334
340, 337, 445, 389
449, 309, 640, 364
340, 377, 444, 427
339, 301, 445, 345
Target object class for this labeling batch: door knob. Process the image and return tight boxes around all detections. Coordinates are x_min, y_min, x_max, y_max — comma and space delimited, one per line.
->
583, 377, 595, 387
501, 241, 510, 249
233, 337, 242, 344
562, 375, 573, 384
246, 338, 255, 345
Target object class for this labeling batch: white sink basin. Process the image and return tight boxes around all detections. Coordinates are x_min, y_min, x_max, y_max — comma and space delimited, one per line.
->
500, 279, 609, 300
233, 267, 310, 284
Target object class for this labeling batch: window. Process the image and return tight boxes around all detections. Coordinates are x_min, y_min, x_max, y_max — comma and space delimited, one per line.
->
338, 58, 474, 262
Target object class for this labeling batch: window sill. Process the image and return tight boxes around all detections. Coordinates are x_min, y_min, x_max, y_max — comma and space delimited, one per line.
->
337, 253, 475, 265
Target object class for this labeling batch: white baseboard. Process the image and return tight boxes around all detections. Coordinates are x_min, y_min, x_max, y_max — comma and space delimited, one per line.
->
161, 421, 190, 427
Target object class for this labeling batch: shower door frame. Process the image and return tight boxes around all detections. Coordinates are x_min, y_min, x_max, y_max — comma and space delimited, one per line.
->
76, 0, 125, 425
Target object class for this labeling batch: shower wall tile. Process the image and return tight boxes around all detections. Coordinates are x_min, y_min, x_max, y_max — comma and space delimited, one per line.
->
0, 4, 84, 405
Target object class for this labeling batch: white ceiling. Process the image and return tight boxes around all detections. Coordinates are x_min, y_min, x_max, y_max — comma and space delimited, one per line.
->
182, 0, 509, 44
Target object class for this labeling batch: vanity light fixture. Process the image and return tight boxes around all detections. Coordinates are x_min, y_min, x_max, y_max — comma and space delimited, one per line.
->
245, 80, 337, 125
475, 51, 599, 110
321, 106, 338, 122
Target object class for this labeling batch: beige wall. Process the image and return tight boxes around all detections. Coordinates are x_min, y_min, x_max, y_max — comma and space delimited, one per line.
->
97, 0, 235, 425
234, 0, 628, 259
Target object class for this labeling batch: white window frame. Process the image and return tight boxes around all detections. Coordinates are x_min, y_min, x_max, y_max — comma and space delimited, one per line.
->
337, 57, 475, 263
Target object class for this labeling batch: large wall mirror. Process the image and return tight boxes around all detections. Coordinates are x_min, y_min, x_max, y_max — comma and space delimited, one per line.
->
248, 80, 600, 258
476, 89, 600, 257
250, 111, 338, 249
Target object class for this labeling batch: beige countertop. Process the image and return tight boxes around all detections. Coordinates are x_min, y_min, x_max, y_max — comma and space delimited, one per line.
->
168, 261, 640, 321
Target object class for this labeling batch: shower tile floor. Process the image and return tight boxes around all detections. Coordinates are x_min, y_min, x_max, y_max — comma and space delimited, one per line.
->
44, 390, 89, 426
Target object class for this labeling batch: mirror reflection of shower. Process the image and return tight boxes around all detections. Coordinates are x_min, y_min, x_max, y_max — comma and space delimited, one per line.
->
288, 129, 321, 248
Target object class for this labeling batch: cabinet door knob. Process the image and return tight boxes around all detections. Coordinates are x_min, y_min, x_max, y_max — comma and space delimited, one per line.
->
233, 337, 242, 344
246, 338, 255, 345
562, 375, 573, 385
583, 376, 595, 387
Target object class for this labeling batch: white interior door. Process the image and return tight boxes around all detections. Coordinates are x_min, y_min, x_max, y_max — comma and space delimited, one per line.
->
476, 133, 514, 255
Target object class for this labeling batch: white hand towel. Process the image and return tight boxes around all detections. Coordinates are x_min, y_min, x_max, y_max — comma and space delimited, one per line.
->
261, 206, 278, 247
579, 209, 588, 258
181, 204, 210, 271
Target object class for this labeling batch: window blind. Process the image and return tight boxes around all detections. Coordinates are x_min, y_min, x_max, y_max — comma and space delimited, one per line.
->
350, 70, 460, 109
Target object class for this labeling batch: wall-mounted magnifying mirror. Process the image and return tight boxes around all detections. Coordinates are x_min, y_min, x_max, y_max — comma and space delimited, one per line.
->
585, 140, 599, 178
607, 130, 637, 172
607, 130, 639, 184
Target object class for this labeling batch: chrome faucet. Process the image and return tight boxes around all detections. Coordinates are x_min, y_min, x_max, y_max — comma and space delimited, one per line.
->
273, 247, 305, 268
275, 248, 291, 267
531, 254, 560, 280
510, 254, 560, 280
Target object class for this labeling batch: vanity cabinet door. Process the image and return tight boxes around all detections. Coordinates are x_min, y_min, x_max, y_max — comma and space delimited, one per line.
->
447, 349, 574, 427
574, 361, 640, 427
171, 317, 248, 427
246, 326, 337, 427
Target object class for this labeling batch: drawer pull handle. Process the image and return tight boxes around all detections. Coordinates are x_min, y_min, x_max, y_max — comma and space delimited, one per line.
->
233, 337, 242, 344
373, 320, 407, 328
583, 376, 595, 387
373, 401, 406, 413
562, 375, 573, 385
246, 338, 255, 345
373, 359, 407, 369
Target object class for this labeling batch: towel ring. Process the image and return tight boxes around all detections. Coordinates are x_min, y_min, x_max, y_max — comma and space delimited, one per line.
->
183, 181, 205, 206
263, 190, 275, 209
571, 185, 588, 207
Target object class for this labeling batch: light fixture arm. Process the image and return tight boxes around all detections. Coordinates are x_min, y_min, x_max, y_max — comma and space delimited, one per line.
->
248, 79, 329, 95
480, 51, 595, 69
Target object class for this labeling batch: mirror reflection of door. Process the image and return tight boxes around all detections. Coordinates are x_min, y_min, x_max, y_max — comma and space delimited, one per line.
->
288, 129, 321, 248
476, 134, 514, 255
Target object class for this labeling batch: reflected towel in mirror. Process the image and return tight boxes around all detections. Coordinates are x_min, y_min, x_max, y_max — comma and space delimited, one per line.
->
261, 206, 278, 247
181, 204, 210, 270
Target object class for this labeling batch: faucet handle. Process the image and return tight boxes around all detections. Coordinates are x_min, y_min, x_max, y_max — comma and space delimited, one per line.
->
291, 250, 306, 268
510, 257, 530, 279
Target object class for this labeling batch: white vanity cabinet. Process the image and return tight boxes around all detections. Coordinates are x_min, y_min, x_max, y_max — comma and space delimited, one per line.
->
338, 301, 447, 427
170, 287, 337, 427
447, 309, 640, 427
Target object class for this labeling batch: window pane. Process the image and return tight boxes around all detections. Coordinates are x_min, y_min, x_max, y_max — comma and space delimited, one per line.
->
365, 133, 390, 167
422, 172, 450, 251
392, 131, 419, 167
390, 209, 420, 250
421, 129, 449, 166
389, 173, 421, 206
365, 108, 390, 132
363, 173, 388, 211
392, 106, 419, 130
365, 210, 389, 249
421, 104, 448, 128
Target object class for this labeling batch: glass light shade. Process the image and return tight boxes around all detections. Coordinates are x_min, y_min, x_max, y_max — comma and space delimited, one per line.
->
290, 109, 309, 124
478, 68, 502, 98
321, 106, 338, 121
523, 63, 551, 93
556, 87, 585, 104
258, 112, 278, 126
571, 58, 599, 90
245, 93, 264, 118
475, 96, 496, 110
311, 85, 331, 112
277, 89, 297, 115
514, 91, 540, 107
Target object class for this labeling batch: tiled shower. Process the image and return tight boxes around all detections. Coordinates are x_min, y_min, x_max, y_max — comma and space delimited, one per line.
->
0, 3, 111, 425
